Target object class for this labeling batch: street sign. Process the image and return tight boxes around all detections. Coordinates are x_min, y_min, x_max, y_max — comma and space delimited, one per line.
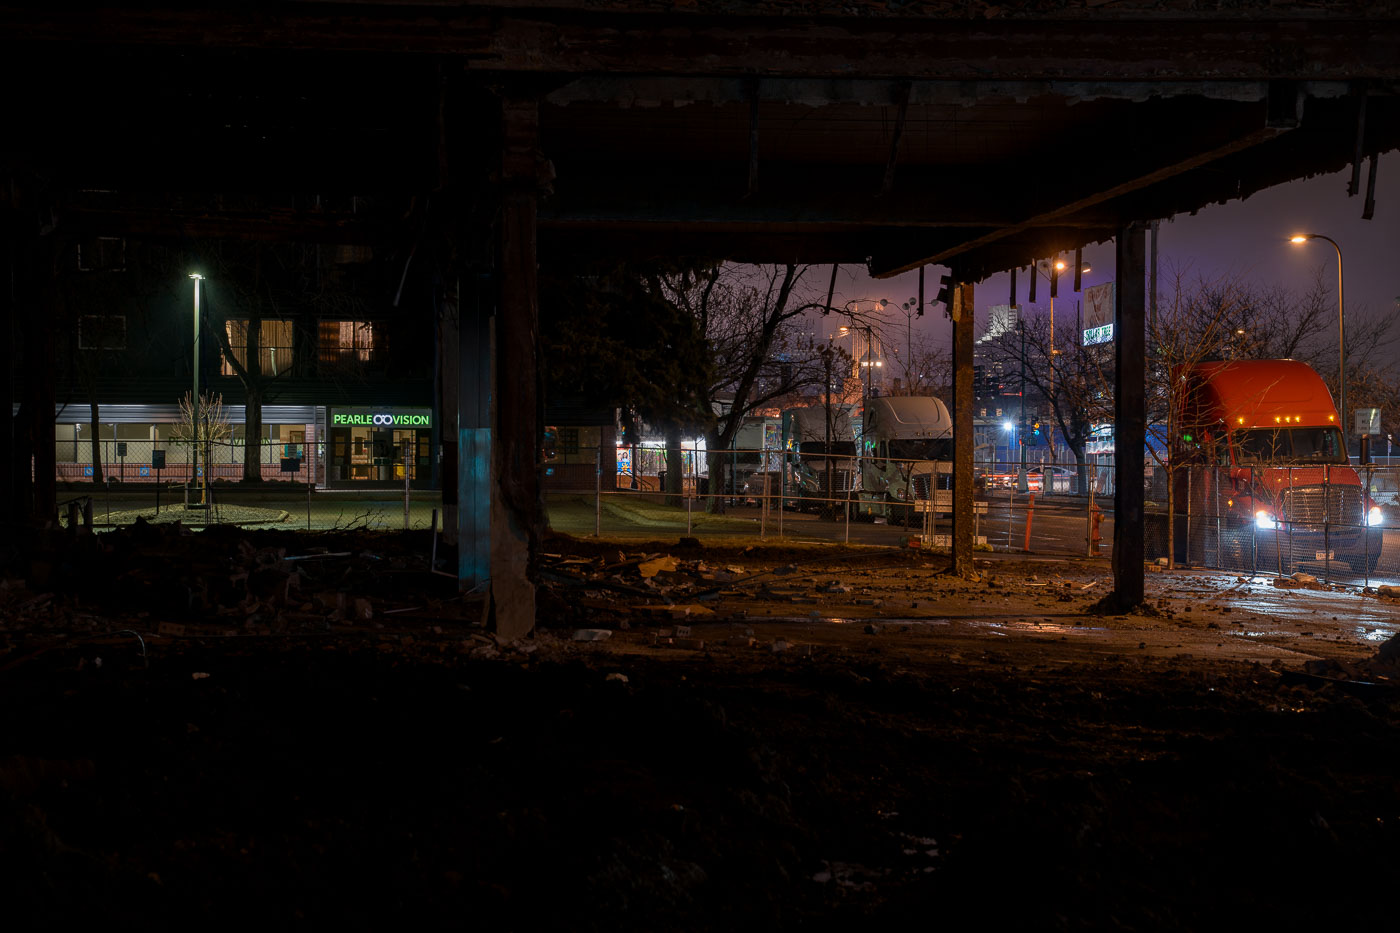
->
1354, 407, 1381, 435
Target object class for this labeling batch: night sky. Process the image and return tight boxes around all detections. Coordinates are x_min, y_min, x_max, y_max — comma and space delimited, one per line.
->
836, 151, 1400, 351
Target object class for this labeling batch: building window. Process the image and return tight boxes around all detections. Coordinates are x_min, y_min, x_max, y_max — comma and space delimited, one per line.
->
79, 315, 126, 350
557, 427, 580, 455
319, 320, 377, 368
77, 237, 126, 272
222, 320, 295, 376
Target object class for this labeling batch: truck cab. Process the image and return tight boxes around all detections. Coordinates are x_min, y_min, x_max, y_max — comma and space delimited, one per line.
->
783, 405, 857, 516
857, 395, 954, 525
1172, 360, 1382, 573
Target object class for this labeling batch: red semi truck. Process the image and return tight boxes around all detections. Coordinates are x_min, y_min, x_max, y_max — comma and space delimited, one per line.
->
1170, 359, 1383, 574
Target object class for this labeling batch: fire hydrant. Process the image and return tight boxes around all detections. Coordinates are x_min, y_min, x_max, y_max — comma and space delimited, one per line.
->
1089, 503, 1103, 556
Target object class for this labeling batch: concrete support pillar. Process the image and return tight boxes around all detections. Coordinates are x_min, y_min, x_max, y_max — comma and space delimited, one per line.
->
437, 274, 460, 546
458, 270, 492, 588
1112, 222, 1147, 608
0, 188, 15, 518
489, 96, 545, 640
950, 278, 975, 576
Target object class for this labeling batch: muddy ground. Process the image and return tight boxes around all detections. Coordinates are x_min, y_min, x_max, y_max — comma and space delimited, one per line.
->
3, 522, 1399, 930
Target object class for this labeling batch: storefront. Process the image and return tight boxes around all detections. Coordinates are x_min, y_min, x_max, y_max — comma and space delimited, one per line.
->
327, 407, 433, 487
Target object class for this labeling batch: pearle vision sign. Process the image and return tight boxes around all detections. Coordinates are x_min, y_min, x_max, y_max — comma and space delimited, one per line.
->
332, 409, 432, 427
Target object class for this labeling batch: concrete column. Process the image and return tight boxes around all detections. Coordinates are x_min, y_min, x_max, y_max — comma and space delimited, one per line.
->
438, 274, 460, 545
459, 270, 492, 589
0, 190, 14, 516
950, 279, 975, 576
1112, 223, 1147, 607
489, 96, 545, 640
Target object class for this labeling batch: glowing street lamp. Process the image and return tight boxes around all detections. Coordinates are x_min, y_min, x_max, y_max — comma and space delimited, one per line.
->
1289, 233, 1346, 446
188, 273, 205, 508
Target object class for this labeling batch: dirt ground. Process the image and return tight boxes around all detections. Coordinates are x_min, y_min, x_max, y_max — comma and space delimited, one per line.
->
3, 521, 1399, 930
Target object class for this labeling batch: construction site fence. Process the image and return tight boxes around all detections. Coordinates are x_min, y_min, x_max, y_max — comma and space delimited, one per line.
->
1143, 463, 1400, 587
557, 447, 1119, 558
55, 438, 327, 485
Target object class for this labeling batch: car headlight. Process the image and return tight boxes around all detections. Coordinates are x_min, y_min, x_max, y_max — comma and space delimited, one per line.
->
1367, 506, 1384, 527
1255, 510, 1280, 530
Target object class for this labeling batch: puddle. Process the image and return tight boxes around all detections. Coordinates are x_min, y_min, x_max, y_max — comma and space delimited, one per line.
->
821, 617, 951, 627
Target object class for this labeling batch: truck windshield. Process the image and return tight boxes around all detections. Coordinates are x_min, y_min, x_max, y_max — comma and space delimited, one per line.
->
887, 439, 950, 462
1234, 427, 1347, 464
799, 441, 855, 459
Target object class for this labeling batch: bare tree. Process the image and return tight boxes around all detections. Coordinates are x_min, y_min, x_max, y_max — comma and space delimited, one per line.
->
649, 263, 861, 512
978, 306, 1111, 491
171, 390, 231, 500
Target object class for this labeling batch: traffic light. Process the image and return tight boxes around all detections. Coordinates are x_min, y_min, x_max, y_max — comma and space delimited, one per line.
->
1033, 422, 1041, 436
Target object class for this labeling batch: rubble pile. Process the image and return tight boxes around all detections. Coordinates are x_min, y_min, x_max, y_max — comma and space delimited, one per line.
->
1, 518, 465, 641
1301, 631, 1400, 687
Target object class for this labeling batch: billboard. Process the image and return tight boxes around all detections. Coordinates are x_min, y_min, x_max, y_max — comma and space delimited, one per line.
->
1082, 283, 1115, 346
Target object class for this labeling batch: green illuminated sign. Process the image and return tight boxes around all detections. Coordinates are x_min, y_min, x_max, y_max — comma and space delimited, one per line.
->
333, 410, 432, 428
1082, 323, 1114, 346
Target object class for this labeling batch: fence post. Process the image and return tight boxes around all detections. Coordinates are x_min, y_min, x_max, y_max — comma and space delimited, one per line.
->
1363, 463, 1372, 588
759, 473, 767, 540
1322, 463, 1331, 584
403, 440, 411, 530
1254, 465, 1265, 574
594, 446, 601, 538
1214, 468, 1221, 569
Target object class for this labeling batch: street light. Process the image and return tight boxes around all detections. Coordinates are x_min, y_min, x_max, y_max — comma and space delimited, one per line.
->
188, 273, 205, 508
1289, 233, 1346, 450
1017, 256, 1090, 491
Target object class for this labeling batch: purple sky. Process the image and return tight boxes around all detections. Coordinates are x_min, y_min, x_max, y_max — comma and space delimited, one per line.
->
831, 150, 1399, 352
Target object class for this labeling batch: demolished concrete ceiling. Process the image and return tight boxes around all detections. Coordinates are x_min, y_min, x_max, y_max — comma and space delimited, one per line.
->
3, 2, 1398, 282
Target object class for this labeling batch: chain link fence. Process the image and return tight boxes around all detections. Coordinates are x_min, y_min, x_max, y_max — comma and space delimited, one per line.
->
55, 439, 1400, 586
545, 446, 1116, 556
1144, 463, 1399, 586
57, 438, 320, 485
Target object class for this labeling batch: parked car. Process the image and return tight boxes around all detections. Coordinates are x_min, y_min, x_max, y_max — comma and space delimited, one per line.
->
984, 466, 1076, 494
1028, 466, 1076, 494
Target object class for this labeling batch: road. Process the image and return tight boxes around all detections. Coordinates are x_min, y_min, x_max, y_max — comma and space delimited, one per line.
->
730, 496, 1400, 583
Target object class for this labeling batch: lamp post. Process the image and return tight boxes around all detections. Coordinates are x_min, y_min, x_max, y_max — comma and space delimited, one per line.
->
188, 273, 205, 508
1019, 256, 1091, 490
1289, 233, 1346, 450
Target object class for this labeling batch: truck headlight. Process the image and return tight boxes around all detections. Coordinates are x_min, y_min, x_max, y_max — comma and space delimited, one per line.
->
1255, 510, 1280, 530
1367, 506, 1384, 527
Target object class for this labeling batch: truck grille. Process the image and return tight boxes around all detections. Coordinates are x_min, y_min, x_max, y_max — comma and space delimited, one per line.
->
819, 470, 852, 494
1280, 485, 1363, 525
